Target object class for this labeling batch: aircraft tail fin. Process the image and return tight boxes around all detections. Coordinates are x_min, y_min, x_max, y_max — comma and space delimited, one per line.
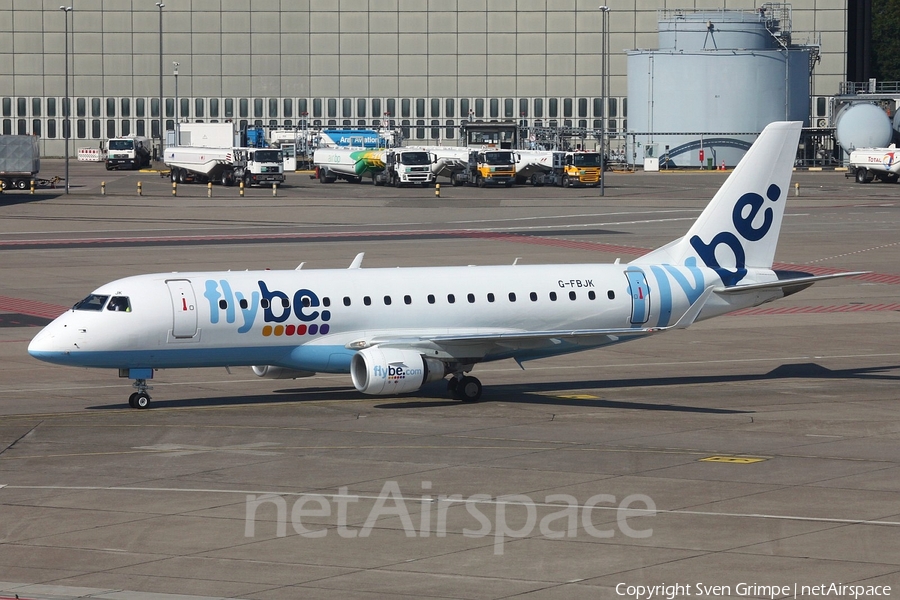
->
632, 121, 802, 286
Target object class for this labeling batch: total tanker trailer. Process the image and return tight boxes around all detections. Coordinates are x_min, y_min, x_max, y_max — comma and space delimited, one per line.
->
313, 147, 435, 187
848, 144, 900, 184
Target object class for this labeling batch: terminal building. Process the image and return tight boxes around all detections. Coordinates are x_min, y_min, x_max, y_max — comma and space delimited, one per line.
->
0, 1, 882, 159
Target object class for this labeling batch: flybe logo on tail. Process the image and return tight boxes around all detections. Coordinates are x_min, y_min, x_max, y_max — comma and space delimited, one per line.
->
203, 280, 332, 335
689, 184, 781, 286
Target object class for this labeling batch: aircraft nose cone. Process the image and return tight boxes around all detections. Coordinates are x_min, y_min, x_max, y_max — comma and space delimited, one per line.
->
28, 325, 58, 358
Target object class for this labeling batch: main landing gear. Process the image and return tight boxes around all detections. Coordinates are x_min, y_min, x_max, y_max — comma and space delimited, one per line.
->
447, 375, 483, 402
128, 378, 153, 409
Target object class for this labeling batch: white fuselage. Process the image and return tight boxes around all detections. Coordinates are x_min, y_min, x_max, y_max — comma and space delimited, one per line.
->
27, 262, 769, 374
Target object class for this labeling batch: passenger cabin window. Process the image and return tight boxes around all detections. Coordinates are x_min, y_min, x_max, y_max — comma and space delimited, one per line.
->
343, 297, 351, 306
508, 292, 516, 302
73, 294, 109, 311
404, 295, 412, 305
529, 292, 538, 301
608, 290, 615, 300
219, 299, 228, 310
239, 298, 249, 309
467, 293, 475, 303
569, 291, 577, 300
107, 296, 131, 312
549, 292, 557, 301
447, 294, 455, 304
384, 296, 392, 305
427, 294, 436, 304
588, 291, 596, 300
487, 293, 495, 302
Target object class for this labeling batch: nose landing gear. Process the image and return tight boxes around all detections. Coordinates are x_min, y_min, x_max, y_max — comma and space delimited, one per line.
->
128, 378, 153, 409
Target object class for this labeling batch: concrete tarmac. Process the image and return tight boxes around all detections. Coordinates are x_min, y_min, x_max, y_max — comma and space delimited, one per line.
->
0, 160, 898, 599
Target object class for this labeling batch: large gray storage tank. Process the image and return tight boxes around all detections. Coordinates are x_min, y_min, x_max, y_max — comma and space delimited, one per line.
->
833, 103, 893, 155
626, 8, 813, 168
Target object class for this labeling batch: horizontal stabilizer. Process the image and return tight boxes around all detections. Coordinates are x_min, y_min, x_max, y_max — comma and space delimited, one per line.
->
714, 271, 868, 296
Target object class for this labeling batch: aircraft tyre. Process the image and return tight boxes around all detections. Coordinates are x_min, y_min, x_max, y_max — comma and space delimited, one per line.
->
128, 392, 137, 408
133, 392, 151, 409
456, 376, 482, 403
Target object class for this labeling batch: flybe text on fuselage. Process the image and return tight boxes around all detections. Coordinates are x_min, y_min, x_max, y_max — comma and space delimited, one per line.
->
202, 279, 332, 335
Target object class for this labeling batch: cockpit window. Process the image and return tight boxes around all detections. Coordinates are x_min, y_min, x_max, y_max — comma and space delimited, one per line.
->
73, 294, 109, 311
107, 296, 132, 312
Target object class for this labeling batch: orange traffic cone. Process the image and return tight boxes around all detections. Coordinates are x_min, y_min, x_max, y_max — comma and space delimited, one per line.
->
719, 160, 726, 171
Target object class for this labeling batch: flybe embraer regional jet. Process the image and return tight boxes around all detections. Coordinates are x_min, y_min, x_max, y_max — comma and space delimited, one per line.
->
29, 122, 861, 409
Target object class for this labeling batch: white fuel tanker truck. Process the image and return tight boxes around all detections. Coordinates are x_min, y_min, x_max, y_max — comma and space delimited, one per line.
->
848, 144, 900, 184
165, 146, 284, 186
313, 147, 435, 187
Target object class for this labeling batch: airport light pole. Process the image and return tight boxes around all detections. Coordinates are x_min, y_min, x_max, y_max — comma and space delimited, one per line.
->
156, 2, 164, 155
173, 61, 179, 146
599, 5, 609, 197
59, 6, 72, 194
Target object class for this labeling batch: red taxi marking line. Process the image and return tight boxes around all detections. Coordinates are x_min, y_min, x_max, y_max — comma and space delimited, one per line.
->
0, 296, 68, 319
732, 303, 900, 317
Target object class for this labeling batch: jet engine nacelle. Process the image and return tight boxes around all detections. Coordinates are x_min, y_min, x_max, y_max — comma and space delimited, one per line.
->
350, 346, 446, 395
251, 365, 316, 380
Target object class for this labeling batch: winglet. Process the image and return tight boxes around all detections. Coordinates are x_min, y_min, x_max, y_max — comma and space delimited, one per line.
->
673, 286, 716, 329
349, 252, 365, 269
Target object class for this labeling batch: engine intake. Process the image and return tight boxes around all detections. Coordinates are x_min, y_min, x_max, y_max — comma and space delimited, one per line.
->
350, 347, 446, 395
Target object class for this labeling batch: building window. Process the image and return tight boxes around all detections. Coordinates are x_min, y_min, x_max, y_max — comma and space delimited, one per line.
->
519, 98, 528, 118
475, 98, 484, 118
209, 98, 219, 118
342, 98, 352, 118
32, 98, 42, 117
563, 98, 573, 118
489, 98, 498, 118
239, 98, 249, 118
106, 97, 116, 117
327, 98, 337, 118
548, 98, 558, 118
504, 98, 514, 118
401, 98, 411, 118
357, 98, 366, 118
445, 98, 454, 118
195, 98, 204, 118
47, 98, 56, 117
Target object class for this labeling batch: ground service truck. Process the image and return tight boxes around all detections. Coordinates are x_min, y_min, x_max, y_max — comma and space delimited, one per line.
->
0, 135, 40, 190
848, 145, 900, 183
165, 146, 284, 186
313, 148, 435, 187
105, 135, 151, 170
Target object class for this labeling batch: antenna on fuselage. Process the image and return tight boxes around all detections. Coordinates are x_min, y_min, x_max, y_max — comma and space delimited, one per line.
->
349, 252, 365, 269
513, 257, 521, 265
295, 262, 305, 270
